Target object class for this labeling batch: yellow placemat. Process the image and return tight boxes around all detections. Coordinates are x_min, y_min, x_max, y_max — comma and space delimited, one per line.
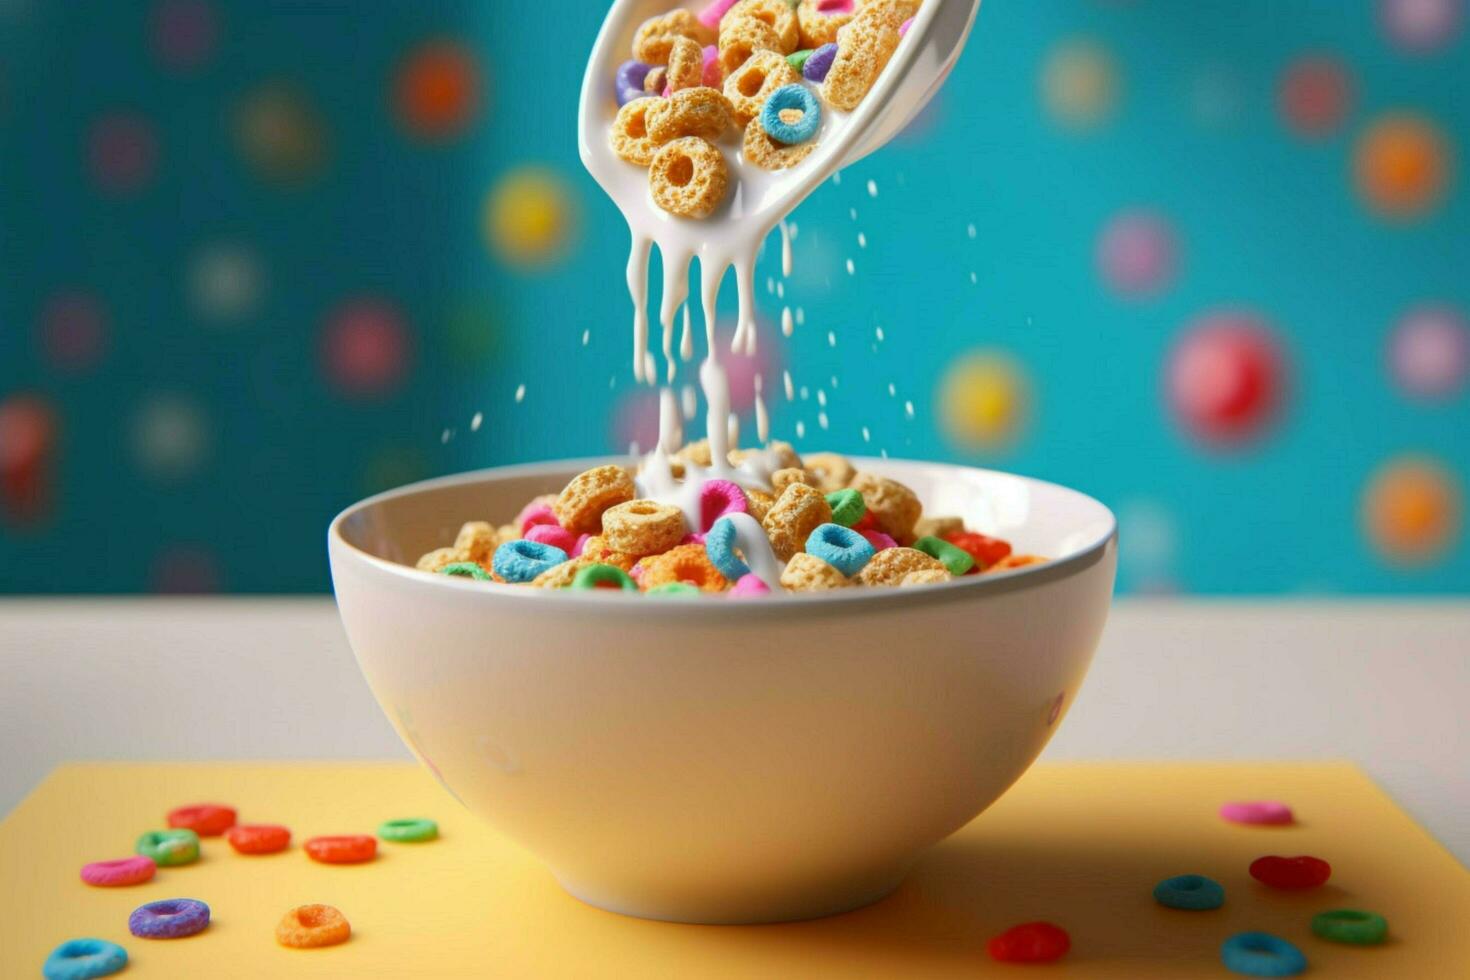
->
1, 762, 1465, 978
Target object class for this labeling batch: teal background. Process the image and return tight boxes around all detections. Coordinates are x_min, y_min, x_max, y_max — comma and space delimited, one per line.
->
1, 0, 1465, 593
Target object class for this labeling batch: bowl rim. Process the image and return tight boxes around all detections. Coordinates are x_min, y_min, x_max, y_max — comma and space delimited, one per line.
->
328, 455, 1117, 616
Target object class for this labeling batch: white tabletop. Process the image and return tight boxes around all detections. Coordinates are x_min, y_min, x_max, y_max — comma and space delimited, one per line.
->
2, 598, 1466, 862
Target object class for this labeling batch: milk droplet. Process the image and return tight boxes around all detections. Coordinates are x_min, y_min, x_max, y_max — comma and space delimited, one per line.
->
581, 329, 590, 346
470, 411, 483, 431
857, 232, 867, 249
776, 281, 784, 298
849, 207, 858, 220
846, 258, 855, 275
967, 223, 977, 239
832, 171, 842, 186
861, 426, 871, 442
830, 375, 839, 388
440, 428, 452, 444
795, 307, 805, 326
888, 382, 897, 397
866, 179, 878, 198
514, 383, 526, 403
795, 419, 806, 438
781, 306, 793, 336
904, 400, 915, 419
800, 386, 810, 400
779, 219, 793, 277
755, 392, 770, 443
875, 326, 885, 342
817, 389, 827, 406
783, 370, 795, 400
880, 448, 889, 458
969, 271, 978, 284
827, 331, 837, 347
818, 411, 829, 430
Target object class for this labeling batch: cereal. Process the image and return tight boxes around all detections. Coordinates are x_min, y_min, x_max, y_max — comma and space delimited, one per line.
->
79, 856, 156, 887
725, 0, 800, 53
823, 0, 915, 110
825, 487, 866, 526
723, 49, 801, 125
530, 556, 596, 588
1219, 800, 1294, 826
744, 487, 776, 522
761, 482, 833, 561
913, 535, 976, 575
517, 497, 559, 532
650, 136, 729, 218
717, 15, 783, 76
765, 440, 803, 470
802, 41, 839, 82
900, 568, 951, 586
497, 522, 521, 542
798, 0, 855, 49
704, 515, 752, 580
851, 471, 922, 542
1311, 909, 1388, 946
760, 83, 821, 143
855, 546, 945, 586
860, 527, 899, 551
700, 43, 724, 87
377, 818, 439, 842
524, 522, 579, 554
304, 834, 377, 864
745, 115, 817, 170
226, 824, 291, 855
699, 478, 749, 530
803, 451, 854, 491
667, 36, 706, 91
556, 464, 637, 532
572, 562, 640, 591
646, 85, 733, 143
602, 499, 688, 555
440, 562, 492, 581
43, 938, 128, 980
135, 829, 199, 867
615, 59, 653, 105
634, 9, 715, 65
640, 542, 729, 592
985, 554, 1047, 573
415, 547, 465, 573
128, 898, 210, 939
1153, 874, 1225, 910
729, 573, 772, 596
697, 0, 742, 31
610, 97, 663, 166
805, 522, 876, 576
276, 904, 352, 949
787, 49, 814, 73
647, 582, 701, 596
914, 515, 964, 539
453, 521, 500, 564
987, 922, 1070, 964
943, 530, 1011, 569
1248, 855, 1330, 889
493, 539, 569, 583
675, 438, 714, 466
771, 467, 815, 493
1219, 933, 1307, 977
644, 65, 669, 94
781, 551, 851, 590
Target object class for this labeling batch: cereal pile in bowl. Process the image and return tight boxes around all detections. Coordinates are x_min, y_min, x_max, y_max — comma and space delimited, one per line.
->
611, 0, 921, 217
415, 446, 1045, 596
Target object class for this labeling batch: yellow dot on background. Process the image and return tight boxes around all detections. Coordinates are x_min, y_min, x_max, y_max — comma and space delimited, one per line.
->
1362, 456, 1462, 565
938, 352, 1030, 450
1353, 114, 1453, 219
1041, 39, 1119, 129
484, 168, 576, 267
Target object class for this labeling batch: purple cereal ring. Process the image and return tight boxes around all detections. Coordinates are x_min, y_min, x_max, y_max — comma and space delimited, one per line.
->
615, 60, 652, 107
803, 43, 838, 83
524, 522, 578, 554
860, 528, 898, 551
128, 899, 210, 939
729, 574, 771, 597
699, 479, 748, 532
80, 856, 156, 887
1220, 800, 1294, 826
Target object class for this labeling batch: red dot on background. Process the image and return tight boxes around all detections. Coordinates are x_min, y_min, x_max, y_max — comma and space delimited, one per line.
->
38, 293, 108, 372
394, 40, 482, 140
1279, 56, 1353, 137
152, 0, 217, 72
0, 394, 57, 525
88, 113, 158, 194
1096, 210, 1178, 297
320, 299, 412, 396
151, 545, 221, 593
1166, 312, 1288, 447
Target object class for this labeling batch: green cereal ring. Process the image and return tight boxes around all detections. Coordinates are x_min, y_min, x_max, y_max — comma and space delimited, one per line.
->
787, 49, 814, 72
572, 563, 638, 592
377, 818, 439, 843
1311, 909, 1388, 945
135, 829, 200, 867
439, 562, 491, 580
913, 535, 976, 576
825, 488, 866, 527
646, 582, 700, 597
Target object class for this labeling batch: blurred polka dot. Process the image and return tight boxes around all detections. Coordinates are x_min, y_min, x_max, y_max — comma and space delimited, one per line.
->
1117, 499, 1177, 572
235, 84, 328, 183
1388, 304, 1469, 399
320, 299, 412, 397
1379, 0, 1463, 53
151, 545, 221, 593
1362, 455, 1462, 564
938, 351, 1029, 450
1354, 114, 1453, 219
895, 88, 943, 145
484, 167, 578, 267
1166, 311, 1287, 447
38, 293, 108, 371
360, 445, 429, 496
719, 316, 780, 413
151, 0, 216, 72
88, 113, 157, 194
613, 388, 660, 453
130, 394, 210, 481
188, 242, 264, 324
0, 394, 56, 524
443, 297, 500, 370
1096, 210, 1178, 298
394, 39, 482, 140
1278, 56, 1352, 138
1189, 64, 1245, 129
1040, 38, 1118, 129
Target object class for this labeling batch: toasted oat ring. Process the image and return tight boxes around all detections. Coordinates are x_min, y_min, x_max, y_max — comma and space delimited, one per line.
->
610, 97, 661, 166
724, 0, 800, 53
666, 36, 706, 92
717, 16, 783, 76
744, 115, 816, 170
633, 9, 715, 65
797, 0, 856, 49
601, 499, 688, 556
649, 137, 728, 219
723, 49, 802, 126
823, 3, 906, 110
646, 86, 733, 144
555, 464, 637, 533
276, 904, 351, 949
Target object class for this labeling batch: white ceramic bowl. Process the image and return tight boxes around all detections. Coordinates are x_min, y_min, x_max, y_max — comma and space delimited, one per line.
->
329, 457, 1117, 924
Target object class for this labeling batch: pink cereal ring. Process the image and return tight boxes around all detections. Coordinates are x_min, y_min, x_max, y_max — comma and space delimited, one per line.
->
81, 856, 157, 887
697, 0, 741, 30
860, 529, 898, 551
571, 533, 591, 558
680, 531, 708, 546
701, 45, 721, 88
524, 522, 578, 553
517, 502, 559, 534
1220, 801, 1294, 826
898, 16, 913, 37
729, 574, 771, 597
700, 480, 748, 532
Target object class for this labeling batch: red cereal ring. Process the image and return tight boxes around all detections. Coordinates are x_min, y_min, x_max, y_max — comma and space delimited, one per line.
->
942, 531, 1013, 570
226, 824, 292, 855
1249, 854, 1331, 890
304, 835, 377, 865
167, 803, 237, 837
987, 921, 1071, 963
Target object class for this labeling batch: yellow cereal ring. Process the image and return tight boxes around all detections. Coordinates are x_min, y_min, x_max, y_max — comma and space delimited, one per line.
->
667, 36, 706, 92
781, 551, 852, 591
610, 97, 661, 166
724, 49, 802, 126
646, 86, 733, 143
649, 136, 728, 219
640, 543, 729, 592
855, 547, 947, 586
601, 499, 688, 556
718, 16, 783, 76
555, 464, 636, 533
276, 904, 351, 949
724, 0, 800, 53
743, 114, 817, 170
633, 9, 715, 65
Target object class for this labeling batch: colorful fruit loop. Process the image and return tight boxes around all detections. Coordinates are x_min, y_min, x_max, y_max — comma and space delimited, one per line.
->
225, 823, 291, 855
166, 802, 236, 836
1249, 854, 1331, 890
127, 898, 211, 939
276, 904, 352, 949
79, 855, 155, 887
304, 834, 377, 864
42, 938, 128, 980
986, 921, 1071, 963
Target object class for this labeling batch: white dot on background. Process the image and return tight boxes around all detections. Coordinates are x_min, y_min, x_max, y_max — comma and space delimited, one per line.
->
861, 426, 871, 442
846, 258, 855, 275
875, 326, 885, 342
827, 331, 837, 347
470, 411, 483, 431
830, 375, 838, 388
800, 385, 810, 400
515, 383, 526, 403
817, 389, 827, 406
969, 271, 978, 284
795, 307, 805, 326
776, 281, 784, 298
849, 207, 858, 221
866, 179, 878, 198
131, 394, 210, 481
887, 382, 897, 397
904, 400, 915, 420
781, 307, 793, 336
818, 412, 829, 430
795, 420, 806, 438
832, 171, 842, 186
581, 329, 590, 346
189, 241, 263, 324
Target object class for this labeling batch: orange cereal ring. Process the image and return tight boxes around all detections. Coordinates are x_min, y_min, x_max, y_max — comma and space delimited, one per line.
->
985, 554, 1048, 573
718, 16, 783, 76
634, 9, 715, 65
666, 36, 706, 92
761, 482, 833, 561
610, 97, 662, 167
276, 904, 351, 949
725, 0, 800, 53
855, 547, 947, 586
743, 115, 816, 170
646, 86, 733, 143
555, 465, 637, 533
780, 551, 852, 591
649, 136, 729, 219
601, 499, 689, 556
798, 0, 856, 49
640, 543, 729, 592
304, 835, 376, 864
723, 49, 801, 125
851, 471, 922, 542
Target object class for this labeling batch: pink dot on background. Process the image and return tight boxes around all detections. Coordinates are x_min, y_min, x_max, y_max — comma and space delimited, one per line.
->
1379, 0, 1463, 52
88, 113, 158, 194
152, 0, 217, 71
151, 545, 221, 594
1096, 210, 1178, 297
1278, 56, 1353, 137
1166, 311, 1288, 447
1389, 304, 1469, 399
719, 316, 779, 413
38, 293, 108, 371
320, 299, 412, 397
612, 389, 661, 453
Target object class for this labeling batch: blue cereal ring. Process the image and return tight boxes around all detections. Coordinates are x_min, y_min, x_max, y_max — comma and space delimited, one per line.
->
805, 523, 876, 577
128, 898, 211, 939
43, 939, 128, 980
615, 60, 652, 106
760, 84, 820, 145
492, 539, 568, 583
1220, 932, 1307, 977
803, 43, 837, 83
705, 516, 751, 581
1153, 874, 1225, 910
